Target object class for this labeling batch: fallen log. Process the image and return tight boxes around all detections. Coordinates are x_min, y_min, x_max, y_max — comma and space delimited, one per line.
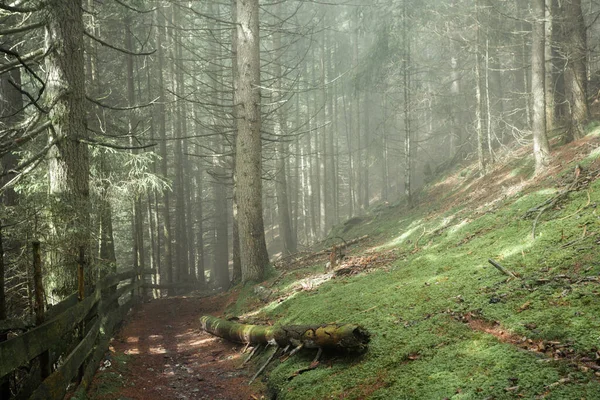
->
199, 315, 370, 352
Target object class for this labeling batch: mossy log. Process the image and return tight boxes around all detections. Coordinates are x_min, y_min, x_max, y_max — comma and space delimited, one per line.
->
199, 316, 370, 352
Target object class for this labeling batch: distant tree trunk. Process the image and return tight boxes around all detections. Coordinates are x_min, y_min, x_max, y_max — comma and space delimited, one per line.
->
146, 38, 161, 289
273, 6, 295, 255
45, 0, 90, 296
381, 96, 389, 202
311, 48, 322, 236
515, 0, 532, 132
402, 0, 412, 204
155, 1, 173, 284
544, 0, 555, 132
551, 0, 566, 122
85, 0, 115, 271
331, 54, 340, 224
234, 0, 269, 283
275, 138, 294, 254
305, 74, 317, 241
363, 91, 370, 209
230, 0, 242, 284
353, 24, 363, 212
475, 1, 487, 175
342, 90, 355, 217
319, 38, 327, 235
171, 5, 189, 283
560, 0, 589, 141
193, 103, 206, 286
125, 18, 145, 279
291, 91, 301, 246
213, 173, 229, 288
450, 53, 465, 157
532, 0, 551, 172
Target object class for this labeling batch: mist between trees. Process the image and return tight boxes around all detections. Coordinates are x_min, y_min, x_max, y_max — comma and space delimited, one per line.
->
0, 0, 595, 322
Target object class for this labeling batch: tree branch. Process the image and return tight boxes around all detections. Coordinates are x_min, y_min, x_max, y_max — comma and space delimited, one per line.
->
85, 95, 158, 111
84, 31, 155, 56
79, 137, 156, 151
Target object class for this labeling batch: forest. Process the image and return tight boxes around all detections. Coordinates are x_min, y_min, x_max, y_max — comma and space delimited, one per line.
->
1, 0, 600, 399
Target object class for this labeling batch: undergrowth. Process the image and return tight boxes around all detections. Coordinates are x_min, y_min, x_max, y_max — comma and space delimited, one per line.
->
232, 135, 600, 399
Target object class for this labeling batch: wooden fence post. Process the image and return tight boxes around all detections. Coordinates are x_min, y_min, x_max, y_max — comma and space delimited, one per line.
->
77, 246, 85, 382
77, 247, 85, 302
0, 225, 10, 399
32, 241, 50, 379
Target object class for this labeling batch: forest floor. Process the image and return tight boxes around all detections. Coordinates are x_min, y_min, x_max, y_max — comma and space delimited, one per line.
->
82, 291, 266, 400
83, 128, 600, 400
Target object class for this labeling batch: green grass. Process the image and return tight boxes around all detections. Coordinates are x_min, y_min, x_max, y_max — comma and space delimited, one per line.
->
231, 141, 600, 399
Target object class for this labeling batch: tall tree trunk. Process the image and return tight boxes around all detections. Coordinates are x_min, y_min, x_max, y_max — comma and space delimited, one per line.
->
125, 18, 145, 279
86, 0, 116, 271
171, 5, 189, 284
532, 0, 551, 172
45, 0, 90, 297
545, 0, 555, 132
561, 0, 589, 141
342, 90, 355, 217
0, 17, 23, 398
234, 0, 269, 283
213, 173, 229, 287
231, 0, 242, 284
155, 1, 173, 285
273, 5, 295, 255
193, 103, 206, 286
363, 91, 370, 209
402, 0, 412, 204
475, 1, 487, 175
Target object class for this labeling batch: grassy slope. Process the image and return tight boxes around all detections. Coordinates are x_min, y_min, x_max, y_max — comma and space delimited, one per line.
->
233, 131, 600, 399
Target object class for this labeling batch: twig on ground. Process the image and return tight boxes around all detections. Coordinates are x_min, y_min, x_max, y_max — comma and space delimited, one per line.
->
249, 345, 280, 385
242, 344, 262, 367
488, 259, 519, 279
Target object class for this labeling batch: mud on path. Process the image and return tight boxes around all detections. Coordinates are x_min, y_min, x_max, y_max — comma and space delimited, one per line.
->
86, 292, 265, 400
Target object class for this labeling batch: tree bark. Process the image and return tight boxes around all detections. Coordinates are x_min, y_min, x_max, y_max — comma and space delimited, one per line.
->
560, 0, 589, 141
45, 0, 90, 297
155, 0, 173, 285
273, 4, 295, 255
475, 1, 487, 175
234, 0, 269, 283
402, 0, 412, 204
532, 0, 551, 172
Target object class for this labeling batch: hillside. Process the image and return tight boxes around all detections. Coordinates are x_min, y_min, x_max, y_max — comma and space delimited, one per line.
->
229, 131, 600, 399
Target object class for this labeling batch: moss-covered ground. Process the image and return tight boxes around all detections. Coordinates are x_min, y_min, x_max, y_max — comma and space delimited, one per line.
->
232, 132, 600, 399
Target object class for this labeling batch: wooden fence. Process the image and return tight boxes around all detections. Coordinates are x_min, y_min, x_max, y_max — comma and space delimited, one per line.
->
0, 255, 153, 400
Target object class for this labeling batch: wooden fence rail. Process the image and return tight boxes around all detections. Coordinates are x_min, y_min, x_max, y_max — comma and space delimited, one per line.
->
0, 266, 153, 399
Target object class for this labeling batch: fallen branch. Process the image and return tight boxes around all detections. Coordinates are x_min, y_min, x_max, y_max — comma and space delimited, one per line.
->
199, 316, 370, 352
488, 259, 519, 279
524, 165, 586, 239
278, 235, 370, 268
249, 345, 280, 384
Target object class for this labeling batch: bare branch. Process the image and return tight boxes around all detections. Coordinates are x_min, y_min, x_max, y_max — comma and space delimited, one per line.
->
80, 137, 157, 151
0, 48, 44, 75
113, 0, 156, 14
86, 95, 158, 111
0, 20, 43, 35
84, 31, 155, 56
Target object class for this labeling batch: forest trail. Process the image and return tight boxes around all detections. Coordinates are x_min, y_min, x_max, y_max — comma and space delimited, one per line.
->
84, 292, 265, 400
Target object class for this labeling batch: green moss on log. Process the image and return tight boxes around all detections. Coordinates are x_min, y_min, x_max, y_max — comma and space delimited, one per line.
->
199, 315, 370, 352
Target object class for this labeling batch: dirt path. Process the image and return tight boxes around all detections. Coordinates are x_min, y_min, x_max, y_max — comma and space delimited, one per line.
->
86, 292, 265, 400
